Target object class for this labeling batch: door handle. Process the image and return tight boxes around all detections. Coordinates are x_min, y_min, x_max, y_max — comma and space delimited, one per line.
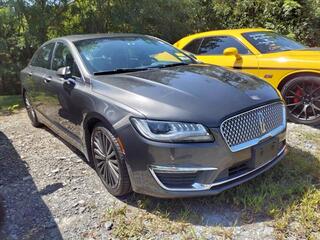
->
27, 72, 33, 77
44, 76, 52, 83
65, 78, 76, 86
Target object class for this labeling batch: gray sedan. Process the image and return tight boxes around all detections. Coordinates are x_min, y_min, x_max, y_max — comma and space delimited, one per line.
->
20, 34, 286, 198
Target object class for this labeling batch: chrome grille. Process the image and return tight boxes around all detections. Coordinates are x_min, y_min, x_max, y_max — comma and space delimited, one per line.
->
220, 102, 286, 152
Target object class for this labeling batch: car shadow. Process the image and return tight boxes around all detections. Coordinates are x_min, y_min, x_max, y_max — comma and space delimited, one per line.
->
123, 145, 320, 227
0, 131, 63, 239
42, 126, 90, 166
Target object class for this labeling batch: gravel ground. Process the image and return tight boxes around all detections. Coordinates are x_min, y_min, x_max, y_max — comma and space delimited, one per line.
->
0, 110, 319, 240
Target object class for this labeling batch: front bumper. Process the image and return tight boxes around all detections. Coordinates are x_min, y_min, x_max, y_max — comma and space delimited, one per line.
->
118, 125, 286, 198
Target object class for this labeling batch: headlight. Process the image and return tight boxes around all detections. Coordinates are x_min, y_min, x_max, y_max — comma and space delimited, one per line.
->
131, 118, 214, 143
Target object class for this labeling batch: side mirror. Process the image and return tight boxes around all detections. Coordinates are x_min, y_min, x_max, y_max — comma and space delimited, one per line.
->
57, 66, 71, 79
223, 47, 241, 60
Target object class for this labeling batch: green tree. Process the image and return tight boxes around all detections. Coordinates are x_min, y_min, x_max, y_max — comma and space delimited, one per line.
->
0, 0, 320, 95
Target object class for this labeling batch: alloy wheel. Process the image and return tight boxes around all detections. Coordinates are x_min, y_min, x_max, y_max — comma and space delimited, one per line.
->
284, 79, 320, 122
92, 129, 120, 188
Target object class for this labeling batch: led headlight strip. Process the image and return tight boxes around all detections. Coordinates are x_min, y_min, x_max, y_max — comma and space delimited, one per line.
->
131, 118, 214, 143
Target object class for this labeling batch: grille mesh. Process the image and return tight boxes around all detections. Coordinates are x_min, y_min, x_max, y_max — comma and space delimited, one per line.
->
220, 102, 285, 149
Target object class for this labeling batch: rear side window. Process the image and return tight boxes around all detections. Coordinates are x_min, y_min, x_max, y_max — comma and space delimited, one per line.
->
31, 43, 55, 69
198, 36, 250, 55
182, 38, 202, 54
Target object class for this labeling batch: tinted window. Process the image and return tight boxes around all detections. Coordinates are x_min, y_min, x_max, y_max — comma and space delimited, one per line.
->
52, 42, 81, 78
74, 37, 194, 74
31, 43, 55, 69
242, 31, 306, 53
183, 38, 202, 54
198, 36, 250, 55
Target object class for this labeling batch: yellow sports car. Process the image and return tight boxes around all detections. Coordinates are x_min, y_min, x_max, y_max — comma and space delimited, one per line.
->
174, 28, 320, 126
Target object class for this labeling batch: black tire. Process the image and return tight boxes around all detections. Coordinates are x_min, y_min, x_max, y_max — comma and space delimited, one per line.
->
23, 92, 42, 128
281, 76, 320, 126
91, 123, 131, 196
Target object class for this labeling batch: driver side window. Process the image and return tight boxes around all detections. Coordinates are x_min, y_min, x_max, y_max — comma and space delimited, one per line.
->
31, 43, 55, 69
198, 36, 251, 55
52, 42, 81, 78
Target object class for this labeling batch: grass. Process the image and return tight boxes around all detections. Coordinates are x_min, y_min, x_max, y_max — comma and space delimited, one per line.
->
102, 125, 320, 239
103, 203, 233, 239
0, 95, 23, 115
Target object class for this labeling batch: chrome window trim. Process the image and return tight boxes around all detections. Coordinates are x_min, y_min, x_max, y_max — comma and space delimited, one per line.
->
149, 144, 286, 192
220, 102, 286, 152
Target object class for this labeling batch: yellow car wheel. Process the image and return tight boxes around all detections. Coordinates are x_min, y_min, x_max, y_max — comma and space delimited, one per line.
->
281, 76, 320, 126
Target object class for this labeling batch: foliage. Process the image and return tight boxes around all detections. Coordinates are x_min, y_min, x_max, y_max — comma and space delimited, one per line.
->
1, 0, 320, 95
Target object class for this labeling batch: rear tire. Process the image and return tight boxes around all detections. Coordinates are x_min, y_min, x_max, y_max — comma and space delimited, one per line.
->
281, 76, 320, 126
23, 92, 42, 128
91, 123, 132, 196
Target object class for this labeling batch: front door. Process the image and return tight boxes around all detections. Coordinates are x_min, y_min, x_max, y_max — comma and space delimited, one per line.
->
44, 41, 85, 145
187, 36, 259, 76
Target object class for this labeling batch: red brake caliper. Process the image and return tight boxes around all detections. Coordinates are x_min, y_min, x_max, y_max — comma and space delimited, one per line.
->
294, 88, 302, 103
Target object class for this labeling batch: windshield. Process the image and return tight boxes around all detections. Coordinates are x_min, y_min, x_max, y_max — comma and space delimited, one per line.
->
74, 37, 194, 74
242, 31, 306, 53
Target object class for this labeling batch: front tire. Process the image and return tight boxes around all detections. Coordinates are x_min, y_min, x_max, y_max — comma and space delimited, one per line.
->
23, 92, 42, 128
91, 123, 131, 197
281, 76, 320, 126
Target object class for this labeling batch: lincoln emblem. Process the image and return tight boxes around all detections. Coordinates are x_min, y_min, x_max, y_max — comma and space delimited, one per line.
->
258, 112, 267, 134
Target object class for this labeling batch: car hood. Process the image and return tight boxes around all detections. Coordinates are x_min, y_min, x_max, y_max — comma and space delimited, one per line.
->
261, 48, 320, 62
281, 48, 320, 57
92, 64, 280, 127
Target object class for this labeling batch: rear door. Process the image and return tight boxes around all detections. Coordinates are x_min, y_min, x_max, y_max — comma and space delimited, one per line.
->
27, 42, 56, 116
184, 36, 259, 77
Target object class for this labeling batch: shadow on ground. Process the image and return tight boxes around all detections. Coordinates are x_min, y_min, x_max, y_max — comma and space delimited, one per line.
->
43, 126, 89, 165
0, 131, 63, 240
124, 145, 320, 227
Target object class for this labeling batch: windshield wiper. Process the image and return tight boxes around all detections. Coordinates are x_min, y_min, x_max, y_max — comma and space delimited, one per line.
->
150, 62, 190, 69
93, 63, 190, 75
93, 67, 150, 75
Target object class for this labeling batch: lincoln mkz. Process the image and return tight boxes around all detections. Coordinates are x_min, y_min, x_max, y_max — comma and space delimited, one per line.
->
21, 34, 287, 198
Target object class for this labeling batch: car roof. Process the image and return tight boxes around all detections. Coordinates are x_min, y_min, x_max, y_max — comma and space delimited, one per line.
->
51, 33, 153, 42
181, 28, 272, 39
